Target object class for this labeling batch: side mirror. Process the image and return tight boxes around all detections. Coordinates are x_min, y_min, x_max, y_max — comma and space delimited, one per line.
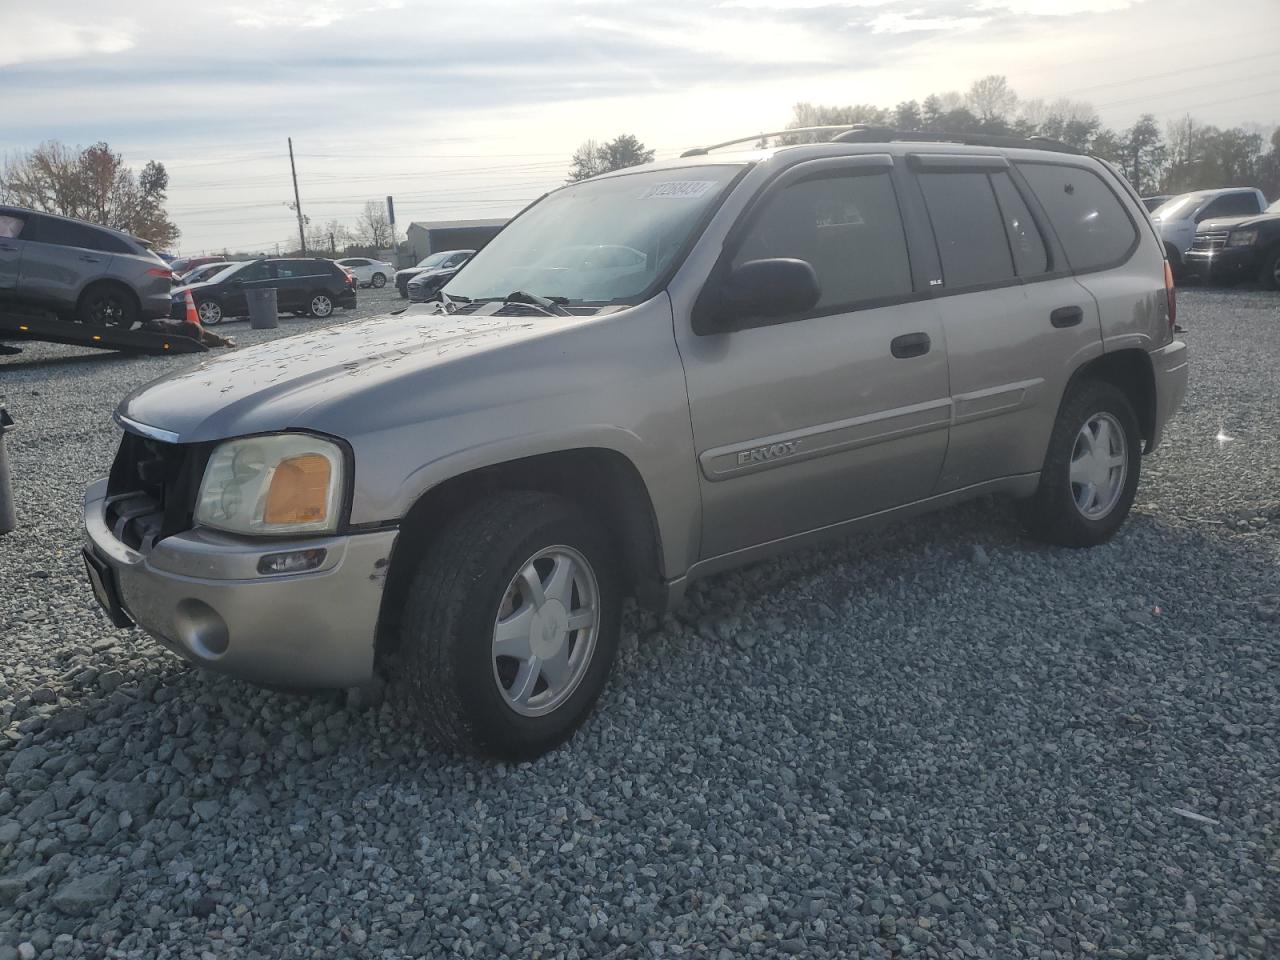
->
703, 258, 820, 333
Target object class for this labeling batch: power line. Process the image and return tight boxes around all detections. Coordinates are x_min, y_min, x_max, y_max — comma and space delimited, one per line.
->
1055, 51, 1280, 100
1093, 69, 1280, 111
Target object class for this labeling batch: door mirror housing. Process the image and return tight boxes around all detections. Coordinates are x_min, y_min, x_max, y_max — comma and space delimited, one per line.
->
698, 258, 821, 334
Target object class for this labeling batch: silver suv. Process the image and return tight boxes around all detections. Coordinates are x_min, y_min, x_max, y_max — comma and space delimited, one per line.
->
0, 205, 173, 326
83, 130, 1188, 759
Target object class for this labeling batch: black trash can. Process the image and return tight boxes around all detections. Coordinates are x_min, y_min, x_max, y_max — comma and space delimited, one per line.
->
247, 287, 279, 329
0, 408, 15, 535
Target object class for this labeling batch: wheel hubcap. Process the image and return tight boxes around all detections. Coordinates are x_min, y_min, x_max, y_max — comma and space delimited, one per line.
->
1069, 412, 1127, 520
198, 303, 219, 323
313, 296, 331, 315
491, 545, 599, 718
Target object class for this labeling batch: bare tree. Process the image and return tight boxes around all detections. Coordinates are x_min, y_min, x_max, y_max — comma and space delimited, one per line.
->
567, 135, 654, 181
0, 140, 179, 246
966, 75, 1018, 123
354, 200, 392, 249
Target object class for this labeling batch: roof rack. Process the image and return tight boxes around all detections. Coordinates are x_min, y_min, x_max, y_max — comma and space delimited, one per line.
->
680, 124, 1082, 158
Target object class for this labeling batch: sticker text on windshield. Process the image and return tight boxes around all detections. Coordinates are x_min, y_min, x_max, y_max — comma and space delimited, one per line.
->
639, 181, 716, 200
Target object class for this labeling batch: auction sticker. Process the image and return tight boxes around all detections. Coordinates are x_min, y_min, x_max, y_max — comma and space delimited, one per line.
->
639, 180, 716, 200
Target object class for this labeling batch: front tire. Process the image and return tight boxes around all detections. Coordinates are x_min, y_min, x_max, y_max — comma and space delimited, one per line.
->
371, 273, 387, 288
196, 300, 223, 325
1261, 246, 1280, 291
1019, 381, 1142, 547
397, 492, 622, 759
308, 293, 334, 318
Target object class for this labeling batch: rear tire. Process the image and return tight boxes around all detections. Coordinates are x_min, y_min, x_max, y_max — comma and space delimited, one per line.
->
77, 283, 138, 329
308, 293, 334, 318
396, 491, 622, 760
371, 273, 387, 288
1019, 381, 1141, 548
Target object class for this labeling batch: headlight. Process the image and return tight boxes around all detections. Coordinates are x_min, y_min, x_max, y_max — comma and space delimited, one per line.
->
195, 434, 344, 535
1227, 229, 1258, 247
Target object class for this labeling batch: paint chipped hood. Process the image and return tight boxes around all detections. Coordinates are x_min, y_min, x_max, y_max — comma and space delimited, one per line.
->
116, 307, 564, 444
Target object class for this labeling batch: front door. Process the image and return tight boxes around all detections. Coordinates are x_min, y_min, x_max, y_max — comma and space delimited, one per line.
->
674, 158, 951, 561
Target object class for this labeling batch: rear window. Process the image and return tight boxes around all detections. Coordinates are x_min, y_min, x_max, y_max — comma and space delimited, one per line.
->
917, 171, 1015, 288
1018, 163, 1137, 272
0, 214, 25, 238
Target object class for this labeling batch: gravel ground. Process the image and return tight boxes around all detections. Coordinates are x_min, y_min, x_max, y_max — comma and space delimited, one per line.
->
1, 286, 1278, 959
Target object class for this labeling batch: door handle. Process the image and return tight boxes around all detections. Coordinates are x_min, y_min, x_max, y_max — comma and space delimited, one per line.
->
79, 255, 103, 263
891, 332, 931, 359
1050, 306, 1084, 328
0, 244, 16, 252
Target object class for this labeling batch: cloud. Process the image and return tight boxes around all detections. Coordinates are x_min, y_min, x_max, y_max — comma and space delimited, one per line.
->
224, 0, 405, 29
0, 12, 135, 67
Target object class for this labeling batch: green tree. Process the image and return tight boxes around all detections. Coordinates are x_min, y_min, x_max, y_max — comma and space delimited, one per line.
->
566, 135, 655, 182
1119, 115, 1167, 195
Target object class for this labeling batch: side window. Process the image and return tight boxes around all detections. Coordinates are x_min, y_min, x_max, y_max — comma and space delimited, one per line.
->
1018, 163, 1138, 272
31, 217, 106, 251
917, 171, 1015, 288
274, 260, 315, 279
1201, 194, 1260, 219
239, 261, 270, 281
0, 214, 26, 239
87, 229, 132, 255
732, 171, 913, 310
990, 172, 1049, 277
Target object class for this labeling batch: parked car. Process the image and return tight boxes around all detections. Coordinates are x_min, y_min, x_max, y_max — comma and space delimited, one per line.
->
1142, 195, 1171, 212
0, 205, 172, 327
405, 258, 474, 302
84, 132, 1186, 760
395, 249, 473, 297
169, 257, 356, 324
168, 255, 228, 278
1149, 188, 1267, 270
1183, 198, 1280, 289
179, 261, 240, 286
334, 257, 396, 289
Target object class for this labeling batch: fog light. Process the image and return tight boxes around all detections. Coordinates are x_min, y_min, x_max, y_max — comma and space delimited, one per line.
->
257, 548, 327, 576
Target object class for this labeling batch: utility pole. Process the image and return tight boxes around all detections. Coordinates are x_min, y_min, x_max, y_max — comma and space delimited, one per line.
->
288, 137, 306, 254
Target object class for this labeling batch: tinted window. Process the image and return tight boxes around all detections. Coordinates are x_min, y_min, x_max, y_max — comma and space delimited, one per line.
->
274, 260, 318, 278
238, 261, 270, 281
1199, 193, 1260, 219
990, 172, 1049, 276
732, 171, 912, 309
917, 172, 1015, 288
1018, 163, 1137, 272
33, 216, 126, 253
0, 214, 25, 238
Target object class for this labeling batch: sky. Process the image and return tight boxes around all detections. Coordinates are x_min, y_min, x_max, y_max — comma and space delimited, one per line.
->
2, 0, 1277, 254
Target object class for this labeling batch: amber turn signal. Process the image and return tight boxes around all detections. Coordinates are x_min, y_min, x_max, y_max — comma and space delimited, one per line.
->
263, 454, 332, 525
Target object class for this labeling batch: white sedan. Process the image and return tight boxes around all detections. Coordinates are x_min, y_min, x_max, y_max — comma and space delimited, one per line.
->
334, 257, 396, 289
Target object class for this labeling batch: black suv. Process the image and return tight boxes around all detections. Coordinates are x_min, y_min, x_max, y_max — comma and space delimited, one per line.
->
1184, 198, 1280, 289
170, 258, 357, 324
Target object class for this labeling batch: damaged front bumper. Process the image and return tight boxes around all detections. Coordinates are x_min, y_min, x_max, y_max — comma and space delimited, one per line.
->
83, 478, 398, 689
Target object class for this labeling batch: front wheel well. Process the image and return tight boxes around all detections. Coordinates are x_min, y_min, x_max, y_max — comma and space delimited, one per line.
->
374, 448, 664, 658
1068, 349, 1156, 452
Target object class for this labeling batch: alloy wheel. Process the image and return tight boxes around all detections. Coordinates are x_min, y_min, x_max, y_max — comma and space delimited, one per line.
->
491, 545, 600, 718
311, 295, 333, 317
1069, 412, 1127, 520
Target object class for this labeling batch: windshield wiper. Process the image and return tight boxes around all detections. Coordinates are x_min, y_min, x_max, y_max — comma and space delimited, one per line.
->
501, 290, 572, 316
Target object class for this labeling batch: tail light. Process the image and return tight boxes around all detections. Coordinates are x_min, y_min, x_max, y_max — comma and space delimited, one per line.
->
147, 267, 173, 280
1163, 259, 1177, 332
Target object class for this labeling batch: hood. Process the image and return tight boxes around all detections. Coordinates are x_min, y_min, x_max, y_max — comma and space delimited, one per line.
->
1197, 212, 1278, 232
407, 267, 456, 284
118, 308, 548, 443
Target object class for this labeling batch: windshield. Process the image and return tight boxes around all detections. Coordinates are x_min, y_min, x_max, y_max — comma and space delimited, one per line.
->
1151, 194, 1203, 220
444, 165, 742, 305
202, 263, 241, 284
415, 252, 451, 269
1268, 198, 1280, 214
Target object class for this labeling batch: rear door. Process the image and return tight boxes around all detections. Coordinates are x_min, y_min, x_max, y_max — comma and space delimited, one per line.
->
0, 211, 27, 291
674, 155, 952, 560
272, 259, 322, 310
909, 156, 1104, 490
17, 215, 112, 309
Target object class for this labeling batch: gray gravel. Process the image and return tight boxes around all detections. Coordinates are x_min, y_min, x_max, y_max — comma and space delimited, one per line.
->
2, 286, 1278, 959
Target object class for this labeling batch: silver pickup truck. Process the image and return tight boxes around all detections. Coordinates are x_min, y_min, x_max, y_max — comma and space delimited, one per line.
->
83, 129, 1188, 759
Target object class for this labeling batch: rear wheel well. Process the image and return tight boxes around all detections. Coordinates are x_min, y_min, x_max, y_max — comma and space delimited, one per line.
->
1068, 349, 1156, 451
77, 279, 139, 314
374, 448, 663, 658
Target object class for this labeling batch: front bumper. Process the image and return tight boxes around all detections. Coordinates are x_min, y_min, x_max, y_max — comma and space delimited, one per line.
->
83, 478, 398, 688
1182, 246, 1260, 284
1148, 339, 1189, 452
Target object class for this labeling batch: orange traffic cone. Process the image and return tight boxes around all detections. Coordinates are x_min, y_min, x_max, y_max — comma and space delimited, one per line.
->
184, 290, 200, 326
